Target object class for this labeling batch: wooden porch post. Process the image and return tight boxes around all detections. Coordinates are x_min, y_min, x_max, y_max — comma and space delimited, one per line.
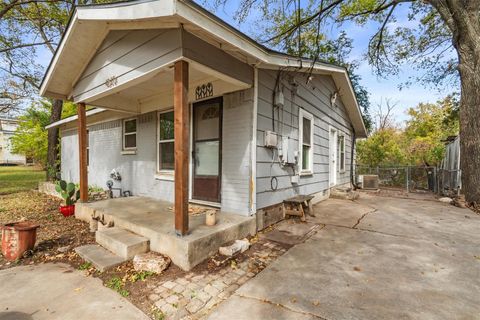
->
77, 102, 88, 202
174, 60, 189, 236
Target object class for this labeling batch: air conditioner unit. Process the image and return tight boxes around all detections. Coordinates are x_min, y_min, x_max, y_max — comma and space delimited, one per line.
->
358, 175, 379, 190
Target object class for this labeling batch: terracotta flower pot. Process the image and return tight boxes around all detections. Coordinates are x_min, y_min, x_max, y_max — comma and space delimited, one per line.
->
59, 205, 75, 217
1, 221, 40, 261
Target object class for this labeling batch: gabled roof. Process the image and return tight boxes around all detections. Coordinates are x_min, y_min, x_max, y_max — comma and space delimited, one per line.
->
40, 0, 367, 137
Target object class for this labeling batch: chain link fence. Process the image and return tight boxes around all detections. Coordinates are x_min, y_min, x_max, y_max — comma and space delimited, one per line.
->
355, 165, 437, 193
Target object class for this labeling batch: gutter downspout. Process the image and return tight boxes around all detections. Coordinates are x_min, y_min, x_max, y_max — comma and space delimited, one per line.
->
350, 126, 358, 190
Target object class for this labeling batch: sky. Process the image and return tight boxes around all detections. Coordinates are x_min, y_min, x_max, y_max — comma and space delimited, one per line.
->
200, 1, 457, 125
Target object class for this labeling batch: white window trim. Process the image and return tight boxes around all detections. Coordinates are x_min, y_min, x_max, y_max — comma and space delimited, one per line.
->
122, 118, 137, 151
298, 108, 314, 176
157, 109, 175, 174
339, 134, 346, 173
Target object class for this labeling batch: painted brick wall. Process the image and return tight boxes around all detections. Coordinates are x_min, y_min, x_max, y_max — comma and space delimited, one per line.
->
61, 112, 174, 202
60, 94, 253, 215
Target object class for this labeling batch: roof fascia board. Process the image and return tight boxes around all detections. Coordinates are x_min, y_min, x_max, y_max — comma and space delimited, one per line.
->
76, 0, 175, 20
39, 10, 78, 96
45, 108, 106, 129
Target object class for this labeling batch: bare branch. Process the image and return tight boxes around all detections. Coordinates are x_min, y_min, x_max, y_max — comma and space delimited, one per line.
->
0, 41, 51, 53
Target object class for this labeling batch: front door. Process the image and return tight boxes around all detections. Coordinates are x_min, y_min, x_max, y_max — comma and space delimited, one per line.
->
329, 128, 337, 187
192, 98, 222, 203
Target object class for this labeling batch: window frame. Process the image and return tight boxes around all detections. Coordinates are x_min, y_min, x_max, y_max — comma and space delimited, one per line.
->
122, 118, 137, 151
298, 108, 314, 175
157, 109, 175, 175
339, 134, 346, 172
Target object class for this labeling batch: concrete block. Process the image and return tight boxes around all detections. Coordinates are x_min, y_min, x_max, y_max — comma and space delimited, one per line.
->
219, 239, 250, 256
75, 202, 95, 222
75, 244, 126, 272
256, 204, 284, 231
96, 227, 149, 260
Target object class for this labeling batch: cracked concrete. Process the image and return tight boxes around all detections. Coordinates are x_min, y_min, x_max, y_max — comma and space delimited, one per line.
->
208, 193, 480, 320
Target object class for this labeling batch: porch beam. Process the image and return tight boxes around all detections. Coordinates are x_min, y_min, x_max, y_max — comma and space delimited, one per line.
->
174, 60, 189, 236
77, 102, 88, 202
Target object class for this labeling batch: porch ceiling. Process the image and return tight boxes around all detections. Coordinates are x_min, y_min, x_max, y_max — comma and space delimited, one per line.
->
86, 60, 249, 114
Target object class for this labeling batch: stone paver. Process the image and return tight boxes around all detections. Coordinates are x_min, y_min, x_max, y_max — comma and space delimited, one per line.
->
145, 238, 287, 319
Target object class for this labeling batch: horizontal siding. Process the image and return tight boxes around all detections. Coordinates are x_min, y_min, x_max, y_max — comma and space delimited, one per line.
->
221, 90, 253, 215
256, 69, 354, 209
72, 29, 182, 102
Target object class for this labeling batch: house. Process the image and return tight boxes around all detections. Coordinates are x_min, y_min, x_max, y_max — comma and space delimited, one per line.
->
0, 118, 26, 165
41, 0, 367, 270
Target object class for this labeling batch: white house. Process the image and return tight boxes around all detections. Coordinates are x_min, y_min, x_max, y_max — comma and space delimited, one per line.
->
0, 118, 26, 165
41, 0, 367, 270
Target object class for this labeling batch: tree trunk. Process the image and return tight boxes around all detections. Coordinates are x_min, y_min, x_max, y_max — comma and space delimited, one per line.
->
458, 58, 480, 203
46, 99, 63, 181
431, 0, 480, 204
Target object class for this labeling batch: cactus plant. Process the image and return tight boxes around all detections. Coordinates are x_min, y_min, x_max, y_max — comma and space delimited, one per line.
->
55, 180, 80, 206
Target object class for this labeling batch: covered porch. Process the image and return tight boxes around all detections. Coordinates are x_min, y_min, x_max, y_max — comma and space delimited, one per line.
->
75, 197, 256, 270
69, 27, 253, 236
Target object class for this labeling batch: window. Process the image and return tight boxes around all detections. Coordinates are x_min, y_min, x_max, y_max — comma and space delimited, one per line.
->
123, 118, 137, 150
339, 135, 346, 172
158, 111, 174, 172
299, 109, 314, 174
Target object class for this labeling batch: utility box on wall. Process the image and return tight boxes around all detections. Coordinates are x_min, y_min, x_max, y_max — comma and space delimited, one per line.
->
279, 136, 298, 165
264, 131, 278, 148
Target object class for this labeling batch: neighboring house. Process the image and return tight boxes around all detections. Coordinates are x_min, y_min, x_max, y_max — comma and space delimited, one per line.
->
0, 118, 26, 165
42, 0, 367, 234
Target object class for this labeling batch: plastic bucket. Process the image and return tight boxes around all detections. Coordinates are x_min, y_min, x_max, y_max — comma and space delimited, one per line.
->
1, 222, 40, 261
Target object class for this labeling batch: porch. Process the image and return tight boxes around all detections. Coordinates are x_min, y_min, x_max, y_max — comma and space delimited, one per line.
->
75, 197, 256, 270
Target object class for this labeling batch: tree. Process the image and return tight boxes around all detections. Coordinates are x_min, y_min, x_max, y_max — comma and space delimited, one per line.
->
404, 95, 459, 166
10, 99, 77, 168
1, 0, 113, 179
356, 95, 459, 167
10, 101, 50, 167
357, 128, 407, 166
1, 0, 73, 179
265, 6, 373, 131
215, 0, 480, 205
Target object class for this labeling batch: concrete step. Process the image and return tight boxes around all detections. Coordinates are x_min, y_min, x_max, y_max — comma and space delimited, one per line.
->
75, 244, 126, 272
96, 227, 149, 260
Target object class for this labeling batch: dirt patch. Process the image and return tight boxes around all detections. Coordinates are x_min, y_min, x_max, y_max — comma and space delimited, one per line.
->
0, 191, 297, 319
0, 191, 95, 269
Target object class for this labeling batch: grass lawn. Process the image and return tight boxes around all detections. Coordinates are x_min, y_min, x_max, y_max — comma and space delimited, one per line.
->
0, 165, 46, 195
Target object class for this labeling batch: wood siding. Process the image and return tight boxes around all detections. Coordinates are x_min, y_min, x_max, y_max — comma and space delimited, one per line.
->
73, 29, 183, 103
221, 90, 254, 215
256, 69, 354, 209
72, 29, 253, 104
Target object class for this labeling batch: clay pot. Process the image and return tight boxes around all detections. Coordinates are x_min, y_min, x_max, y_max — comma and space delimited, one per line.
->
1, 221, 40, 261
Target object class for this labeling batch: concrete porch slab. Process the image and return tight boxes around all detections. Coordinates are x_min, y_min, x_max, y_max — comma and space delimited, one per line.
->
76, 197, 256, 271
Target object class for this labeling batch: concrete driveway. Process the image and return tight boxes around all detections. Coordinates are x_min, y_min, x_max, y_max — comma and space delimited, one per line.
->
209, 194, 480, 320
0, 263, 149, 320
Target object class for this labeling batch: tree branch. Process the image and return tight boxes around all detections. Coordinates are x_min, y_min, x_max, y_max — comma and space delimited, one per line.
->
0, 41, 51, 53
